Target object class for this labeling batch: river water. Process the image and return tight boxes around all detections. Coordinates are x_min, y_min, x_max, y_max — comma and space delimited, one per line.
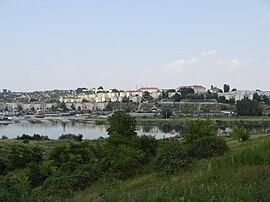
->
1, 120, 270, 140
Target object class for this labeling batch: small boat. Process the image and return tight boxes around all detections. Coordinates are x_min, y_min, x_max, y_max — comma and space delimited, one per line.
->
34, 115, 45, 118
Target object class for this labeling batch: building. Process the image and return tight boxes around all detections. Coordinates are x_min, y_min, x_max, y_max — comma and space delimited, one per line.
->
176, 85, 206, 94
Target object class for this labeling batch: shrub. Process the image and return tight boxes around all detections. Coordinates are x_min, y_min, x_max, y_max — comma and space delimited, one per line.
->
17, 134, 50, 141
40, 164, 99, 197
0, 159, 8, 175
49, 142, 98, 172
0, 175, 35, 202
154, 141, 189, 175
230, 126, 250, 142
58, 134, 83, 141
107, 111, 137, 137
7, 144, 44, 170
184, 120, 216, 143
187, 136, 229, 159
25, 162, 52, 188
99, 144, 145, 179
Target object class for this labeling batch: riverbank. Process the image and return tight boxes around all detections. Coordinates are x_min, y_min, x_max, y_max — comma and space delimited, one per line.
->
82, 116, 270, 125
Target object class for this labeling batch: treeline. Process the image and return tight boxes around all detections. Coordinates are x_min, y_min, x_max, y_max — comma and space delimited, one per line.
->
0, 111, 248, 201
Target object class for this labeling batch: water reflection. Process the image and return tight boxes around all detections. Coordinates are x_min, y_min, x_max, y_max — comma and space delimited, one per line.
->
1, 121, 270, 140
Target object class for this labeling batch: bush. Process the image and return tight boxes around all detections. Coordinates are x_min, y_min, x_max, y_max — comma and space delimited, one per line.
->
184, 120, 216, 143
17, 134, 50, 141
154, 141, 189, 175
40, 164, 99, 197
7, 144, 44, 170
25, 162, 52, 188
0, 159, 8, 175
187, 136, 229, 159
99, 144, 145, 179
0, 175, 35, 202
58, 134, 83, 141
230, 126, 250, 142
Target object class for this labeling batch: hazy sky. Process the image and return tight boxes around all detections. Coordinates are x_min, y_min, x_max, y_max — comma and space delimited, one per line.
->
0, 0, 270, 92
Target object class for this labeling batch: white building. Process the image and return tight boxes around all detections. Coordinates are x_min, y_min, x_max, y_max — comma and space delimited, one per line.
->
176, 85, 206, 94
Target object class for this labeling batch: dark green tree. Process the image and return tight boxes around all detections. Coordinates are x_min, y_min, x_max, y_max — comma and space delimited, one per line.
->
107, 111, 137, 137
179, 88, 194, 99
262, 95, 270, 104
235, 98, 262, 116
70, 103, 76, 111
253, 93, 261, 103
223, 84, 230, 93
59, 101, 68, 112
174, 93, 182, 102
161, 108, 173, 118
184, 120, 216, 143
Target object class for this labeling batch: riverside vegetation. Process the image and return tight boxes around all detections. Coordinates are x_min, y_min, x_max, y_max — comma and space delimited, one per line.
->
0, 111, 269, 201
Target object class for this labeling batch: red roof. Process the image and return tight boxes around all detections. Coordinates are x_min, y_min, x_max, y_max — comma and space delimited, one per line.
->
193, 85, 206, 89
177, 85, 205, 89
139, 87, 159, 90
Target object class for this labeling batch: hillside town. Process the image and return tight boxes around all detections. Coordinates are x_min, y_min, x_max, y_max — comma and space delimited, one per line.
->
1, 84, 270, 117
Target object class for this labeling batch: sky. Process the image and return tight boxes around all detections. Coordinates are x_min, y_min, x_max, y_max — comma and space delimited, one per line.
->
0, 0, 270, 92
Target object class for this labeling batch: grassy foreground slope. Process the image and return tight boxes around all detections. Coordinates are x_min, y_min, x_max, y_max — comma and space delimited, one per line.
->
67, 135, 270, 202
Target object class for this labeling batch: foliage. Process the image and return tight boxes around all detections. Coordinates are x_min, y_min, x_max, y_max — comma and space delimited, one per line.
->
235, 98, 262, 116
58, 133, 83, 141
99, 144, 145, 179
187, 136, 229, 158
69, 138, 270, 202
0, 175, 36, 202
186, 93, 204, 100
17, 134, 50, 141
142, 91, 154, 102
40, 164, 99, 197
107, 111, 137, 137
101, 135, 157, 178
184, 120, 216, 143
179, 88, 194, 99
0, 158, 8, 175
161, 107, 173, 118
49, 141, 98, 172
25, 162, 51, 188
154, 141, 189, 175
1, 135, 8, 139
58, 101, 69, 112
230, 126, 250, 142
7, 144, 44, 170
173, 93, 182, 102
223, 84, 230, 93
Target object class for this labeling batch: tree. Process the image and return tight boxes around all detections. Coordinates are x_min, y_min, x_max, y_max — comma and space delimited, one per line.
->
17, 104, 23, 112
223, 84, 230, 93
184, 120, 216, 143
161, 108, 172, 118
235, 98, 262, 116
174, 93, 182, 102
180, 88, 194, 99
71, 103, 76, 111
107, 111, 137, 137
58, 101, 68, 112
253, 93, 261, 103
262, 95, 270, 104
230, 126, 250, 142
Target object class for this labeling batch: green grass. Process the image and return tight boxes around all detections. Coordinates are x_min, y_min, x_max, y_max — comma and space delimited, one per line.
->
66, 135, 270, 202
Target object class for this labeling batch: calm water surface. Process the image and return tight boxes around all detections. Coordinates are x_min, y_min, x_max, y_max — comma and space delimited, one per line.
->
1, 121, 270, 140
0, 122, 177, 139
